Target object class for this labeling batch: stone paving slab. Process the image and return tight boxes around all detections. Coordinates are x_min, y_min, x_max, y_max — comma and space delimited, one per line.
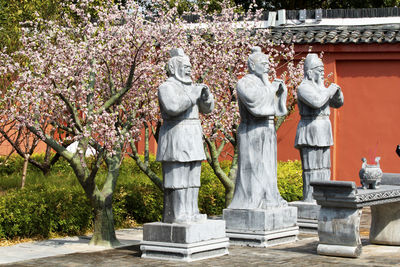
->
2, 207, 400, 266
0, 228, 142, 265
3, 235, 400, 267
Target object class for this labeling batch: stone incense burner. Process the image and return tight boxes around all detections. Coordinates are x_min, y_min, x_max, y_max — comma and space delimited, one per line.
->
359, 157, 382, 189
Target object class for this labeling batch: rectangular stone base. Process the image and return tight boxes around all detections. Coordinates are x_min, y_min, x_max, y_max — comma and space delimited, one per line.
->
141, 237, 229, 262
143, 219, 226, 243
289, 201, 320, 233
141, 219, 229, 262
223, 206, 298, 231
223, 207, 298, 247
226, 226, 299, 247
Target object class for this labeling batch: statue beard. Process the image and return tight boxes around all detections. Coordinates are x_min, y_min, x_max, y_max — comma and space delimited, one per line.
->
309, 74, 324, 87
175, 73, 192, 85
315, 76, 324, 87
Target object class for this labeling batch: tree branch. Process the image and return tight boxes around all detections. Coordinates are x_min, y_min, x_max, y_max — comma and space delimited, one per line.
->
128, 140, 163, 191
57, 92, 83, 133
25, 124, 74, 161
204, 136, 234, 190
97, 42, 146, 115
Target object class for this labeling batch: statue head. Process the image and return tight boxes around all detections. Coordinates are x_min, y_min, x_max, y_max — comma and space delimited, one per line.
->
248, 46, 269, 78
304, 53, 324, 85
166, 48, 192, 84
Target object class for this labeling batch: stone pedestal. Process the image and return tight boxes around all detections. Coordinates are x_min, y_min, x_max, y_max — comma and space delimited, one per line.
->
370, 202, 400, 245
317, 207, 362, 258
223, 207, 299, 247
289, 201, 320, 233
140, 219, 229, 262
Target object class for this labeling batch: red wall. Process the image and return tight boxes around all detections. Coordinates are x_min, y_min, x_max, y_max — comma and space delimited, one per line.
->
277, 43, 400, 184
2, 43, 399, 187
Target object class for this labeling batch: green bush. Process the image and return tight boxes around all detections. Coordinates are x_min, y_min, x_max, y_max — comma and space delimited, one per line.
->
199, 162, 227, 216
0, 185, 92, 239
277, 160, 303, 202
0, 155, 303, 240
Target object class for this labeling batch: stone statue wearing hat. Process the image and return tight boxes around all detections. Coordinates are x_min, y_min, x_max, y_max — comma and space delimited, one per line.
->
156, 48, 214, 223
228, 46, 288, 209
294, 53, 344, 202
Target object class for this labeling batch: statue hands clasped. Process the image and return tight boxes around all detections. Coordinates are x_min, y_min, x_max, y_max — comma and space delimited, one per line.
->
199, 83, 211, 101
272, 78, 287, 97
328, 83, 341, 97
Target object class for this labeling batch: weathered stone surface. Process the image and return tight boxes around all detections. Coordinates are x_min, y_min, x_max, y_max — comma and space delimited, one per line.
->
142, 220, 226, 244
157, 48, 214, 224
317, 207, 362, 258
140, 238, 229, 262
312, 180, 400, 258
289, 201, 320, 232
228, 46, 288, 210
226, 227, 299, 247
370, 202, 400, 245
312, 181, 400, 208
223, 207, 297, 232
381, 172, 400, 185
141, 219, 228, 261
294, 53, 343, 202
7, 208, 400, 266
223, 207, 298, 247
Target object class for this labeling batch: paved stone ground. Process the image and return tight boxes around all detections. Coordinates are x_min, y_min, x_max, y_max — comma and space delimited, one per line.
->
2, 207, 400, 267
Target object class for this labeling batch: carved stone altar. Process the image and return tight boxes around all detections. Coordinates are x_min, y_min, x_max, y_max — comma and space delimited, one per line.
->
311, 180, 400, 258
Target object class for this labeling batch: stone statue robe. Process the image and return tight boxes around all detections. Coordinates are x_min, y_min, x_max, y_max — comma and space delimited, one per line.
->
156, 77, 214, 188
294, 79, 344, 201
229, 74, 287, 209
295, 80, 344, 149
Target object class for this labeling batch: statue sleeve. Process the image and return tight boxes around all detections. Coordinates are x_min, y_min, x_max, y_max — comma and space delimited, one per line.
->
236, 78, 275, 117
199, 94, 214, 114
272, 81, 288, 117
158, 82, 193, 116
297, 82, 331, 109
329, 84, 344, 108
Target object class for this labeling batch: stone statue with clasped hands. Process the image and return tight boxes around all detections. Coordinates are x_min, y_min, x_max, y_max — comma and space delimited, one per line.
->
229, 46, 288, 210
156, 48, 214, 223
295, 53, 344, 202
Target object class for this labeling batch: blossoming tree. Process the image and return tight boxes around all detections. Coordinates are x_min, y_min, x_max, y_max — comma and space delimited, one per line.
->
1, 0, 187, 246
128, 1, 305, 206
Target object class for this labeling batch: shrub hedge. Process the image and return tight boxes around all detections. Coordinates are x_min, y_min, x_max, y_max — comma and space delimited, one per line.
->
0, 156, 302, 240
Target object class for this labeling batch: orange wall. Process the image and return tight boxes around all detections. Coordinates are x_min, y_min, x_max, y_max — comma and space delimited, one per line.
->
2, 43, 400, 187
335, 59, 400, 181
276, 43, 400, 184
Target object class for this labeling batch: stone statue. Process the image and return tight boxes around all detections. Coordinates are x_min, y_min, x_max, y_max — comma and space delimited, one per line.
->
294, 53, 344, 202
156, 48, 214, 223
228, 46, 288, 209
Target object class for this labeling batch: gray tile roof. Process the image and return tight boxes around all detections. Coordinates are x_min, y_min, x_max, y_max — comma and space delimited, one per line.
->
267, 24, 400, 44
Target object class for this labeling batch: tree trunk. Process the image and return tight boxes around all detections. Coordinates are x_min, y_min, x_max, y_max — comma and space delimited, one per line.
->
225, 185, 234, 207
89, 193, 120, 247
21, 153, 29, 188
